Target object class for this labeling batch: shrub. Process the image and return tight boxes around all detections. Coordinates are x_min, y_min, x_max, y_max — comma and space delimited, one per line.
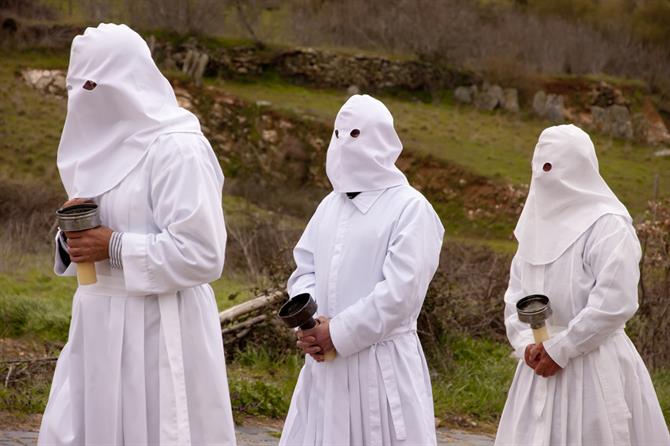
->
634, 198, 670, 369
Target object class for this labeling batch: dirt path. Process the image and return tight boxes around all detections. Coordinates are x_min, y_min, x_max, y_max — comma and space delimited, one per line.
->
1, 427, 495, 445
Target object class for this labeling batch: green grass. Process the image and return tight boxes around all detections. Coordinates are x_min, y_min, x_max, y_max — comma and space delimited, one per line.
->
0, 258, 257, 344
432, 336, 517, 427
212, 76, 670, 219
0, 49, 69, 185
0, 260, 76, 342
653, 369, 670, 422
227, 349, 303, 420
0, 373, 53, 415
3, 46, 670, 427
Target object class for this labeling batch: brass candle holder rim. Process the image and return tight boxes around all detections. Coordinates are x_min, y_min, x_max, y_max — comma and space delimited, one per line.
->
56, 203, 101, 232
56, 202, 98, 215
516, 294, 552, 329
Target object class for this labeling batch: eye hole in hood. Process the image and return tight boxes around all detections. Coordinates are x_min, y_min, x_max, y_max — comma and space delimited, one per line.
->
543, 162, 552, 172
83, 80, 97, 91
350, 128, 360, 138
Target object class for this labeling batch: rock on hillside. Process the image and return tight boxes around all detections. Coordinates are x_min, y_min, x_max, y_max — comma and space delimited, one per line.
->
21, 69, 65, 97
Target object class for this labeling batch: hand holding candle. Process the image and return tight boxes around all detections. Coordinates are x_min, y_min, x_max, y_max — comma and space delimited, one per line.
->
297, 316, 335, 362
529, 343, 561, 377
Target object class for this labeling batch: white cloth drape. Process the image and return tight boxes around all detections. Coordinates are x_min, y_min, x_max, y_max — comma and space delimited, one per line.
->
325, 95, 407, 193
495, 214, 670, 446
514, 125, 630, 265
280, 185, 444, 446
57, 23, 202, 199
39, 134, 236, 446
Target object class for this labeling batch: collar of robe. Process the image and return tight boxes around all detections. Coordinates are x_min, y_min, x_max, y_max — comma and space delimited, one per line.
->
346, 189, 388, 214
57, 23, 202, 199
514, 124, 631, 265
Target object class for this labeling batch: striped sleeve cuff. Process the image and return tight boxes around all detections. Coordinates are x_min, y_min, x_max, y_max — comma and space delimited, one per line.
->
108, 232, 124, 269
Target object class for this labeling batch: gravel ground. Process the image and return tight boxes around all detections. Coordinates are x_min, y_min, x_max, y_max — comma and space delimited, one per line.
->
1, 427, 494, 445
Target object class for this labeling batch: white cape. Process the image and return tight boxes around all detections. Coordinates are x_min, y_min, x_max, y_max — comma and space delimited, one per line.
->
39, 134, 236, 446
514, 124, 630, 265
497, 215, 669, 445
57, 23, 201, 199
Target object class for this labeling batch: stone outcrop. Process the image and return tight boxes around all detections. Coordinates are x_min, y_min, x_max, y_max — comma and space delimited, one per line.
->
590, 81, 629, 108
181, 49, 209, 86
454, 86, 474, 104
21, 69, 66, 97
473, 83, 504, 111
503, 88, 520, 113
633, 99, 670, 145
591, 105, 634, 140
532, 91, 565, 123
149, 39, 479, 93
454, 83, 518, 113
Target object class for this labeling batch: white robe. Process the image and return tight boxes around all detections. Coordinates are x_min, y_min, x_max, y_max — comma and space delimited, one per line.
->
39, 133, 237, 446
495, 214, 670, 446
280, 184, 445, 446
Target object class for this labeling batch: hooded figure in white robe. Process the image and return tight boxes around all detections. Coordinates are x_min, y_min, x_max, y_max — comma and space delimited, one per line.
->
279, 94, 445, 446
495, 124, 669, 446
38, 24, 236, 446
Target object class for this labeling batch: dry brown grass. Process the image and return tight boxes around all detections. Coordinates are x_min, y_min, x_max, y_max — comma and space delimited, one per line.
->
289, 0, 670, 95
633, 199, 670, 369
0, 176, 63, 272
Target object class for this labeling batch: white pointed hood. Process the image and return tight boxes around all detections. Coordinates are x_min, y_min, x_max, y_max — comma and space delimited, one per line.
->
57, 23, 202, 198
514, 124, 631, 265
325, 95, 408, 193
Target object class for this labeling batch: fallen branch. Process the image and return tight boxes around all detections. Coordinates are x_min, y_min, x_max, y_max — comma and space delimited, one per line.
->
219, 289, 288, 344
219, 289, 285, 324
0, 357, 58, 365
4, 364, 13, 388
222, 314, 267, 336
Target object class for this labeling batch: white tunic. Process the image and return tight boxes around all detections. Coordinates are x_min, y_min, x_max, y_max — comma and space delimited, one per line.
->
495, 214, 670, 446
280, 184, 445, 446
39, 134, 236, 446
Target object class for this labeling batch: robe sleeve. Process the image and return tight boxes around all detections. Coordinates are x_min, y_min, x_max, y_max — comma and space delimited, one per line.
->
329, 198, 444, 358
53, 229, 77, 277
543, 215, 641, 368
120, 134, 226, 295
503, 256, 535, 359
286, 195, 331, 298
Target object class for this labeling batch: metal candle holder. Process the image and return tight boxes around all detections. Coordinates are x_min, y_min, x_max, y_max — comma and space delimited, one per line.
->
56, 203, 101, 285
516, 294, 552, 343
279, 293, 336, 361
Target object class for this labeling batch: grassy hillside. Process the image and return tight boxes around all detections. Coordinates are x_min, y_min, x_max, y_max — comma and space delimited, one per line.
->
0, 50, 68, 184
2, 43, 670, 430
4, 47, 669, 221
213, 76, 670, 220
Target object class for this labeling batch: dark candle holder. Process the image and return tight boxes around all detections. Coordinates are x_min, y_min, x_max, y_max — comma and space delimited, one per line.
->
279, 293, 336, 361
